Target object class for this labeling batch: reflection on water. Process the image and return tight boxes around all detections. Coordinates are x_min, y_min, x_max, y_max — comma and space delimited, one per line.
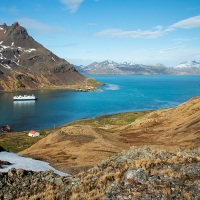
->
13, 100, 36, 107
13, 101, 36, 114
13, 100, 36, 126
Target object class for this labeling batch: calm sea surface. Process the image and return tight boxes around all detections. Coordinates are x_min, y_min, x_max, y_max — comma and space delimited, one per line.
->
0, 75, 199, 131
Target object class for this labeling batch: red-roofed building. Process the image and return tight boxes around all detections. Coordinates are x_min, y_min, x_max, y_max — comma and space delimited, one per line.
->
28, 130, 40, 137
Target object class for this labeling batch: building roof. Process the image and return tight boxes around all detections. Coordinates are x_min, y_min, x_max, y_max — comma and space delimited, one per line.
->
29, 130, 36, 134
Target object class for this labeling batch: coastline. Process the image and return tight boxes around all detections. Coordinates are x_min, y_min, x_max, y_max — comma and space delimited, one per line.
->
0, 88, 199, 200
0, 77, 104, 94
0, 96, 200, 176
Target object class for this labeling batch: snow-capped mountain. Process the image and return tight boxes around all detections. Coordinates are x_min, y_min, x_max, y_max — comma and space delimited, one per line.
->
0, 22, 85, 91
173, 60, 200, 74
75, 60, 200, 75
75, 60, 173, 75
175, 60, 200, 69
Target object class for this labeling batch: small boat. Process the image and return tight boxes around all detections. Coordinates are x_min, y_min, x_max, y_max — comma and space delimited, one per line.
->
0, 125, 12, 132
13, 94, 38, 101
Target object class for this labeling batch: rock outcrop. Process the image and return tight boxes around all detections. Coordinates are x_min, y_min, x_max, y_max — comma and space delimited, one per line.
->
0, 147, 200, 199
0, 22, 86, 91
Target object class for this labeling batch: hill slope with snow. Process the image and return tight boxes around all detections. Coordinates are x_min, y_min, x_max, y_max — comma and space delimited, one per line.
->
0, 22, 86, 91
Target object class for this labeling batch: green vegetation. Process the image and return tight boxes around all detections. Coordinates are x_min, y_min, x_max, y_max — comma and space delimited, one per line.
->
66, 110, 152, 128
85, 78, 104, 86
0, 131, 46, 153
0, 110, 152, 152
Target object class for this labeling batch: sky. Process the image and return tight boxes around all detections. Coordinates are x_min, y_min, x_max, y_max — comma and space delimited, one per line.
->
0, 0, 200, 67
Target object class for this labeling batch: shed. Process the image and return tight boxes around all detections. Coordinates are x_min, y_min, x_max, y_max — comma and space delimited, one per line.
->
28, 130, 40, 137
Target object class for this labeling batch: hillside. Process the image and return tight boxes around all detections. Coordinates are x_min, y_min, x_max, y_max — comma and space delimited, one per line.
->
75, 60, 200, 75
1, 147, 200, 199
0, 22, 86, 91
20, 96, 200, 174
0, 97, 199, 199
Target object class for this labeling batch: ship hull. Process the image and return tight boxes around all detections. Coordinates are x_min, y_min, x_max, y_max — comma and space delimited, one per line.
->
13, 98, 38, 101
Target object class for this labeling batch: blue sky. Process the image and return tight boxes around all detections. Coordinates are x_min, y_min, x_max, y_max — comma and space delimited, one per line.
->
1, 0, 200, 66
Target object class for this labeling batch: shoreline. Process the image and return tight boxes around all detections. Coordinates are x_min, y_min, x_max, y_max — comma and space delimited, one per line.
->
1, 96, 199, 175
0, 77, 104, 94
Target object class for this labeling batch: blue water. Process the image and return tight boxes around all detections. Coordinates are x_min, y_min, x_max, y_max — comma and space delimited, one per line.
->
0, 75, 199, 131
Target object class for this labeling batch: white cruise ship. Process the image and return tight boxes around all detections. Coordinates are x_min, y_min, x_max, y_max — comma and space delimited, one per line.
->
13, 94, 38, 101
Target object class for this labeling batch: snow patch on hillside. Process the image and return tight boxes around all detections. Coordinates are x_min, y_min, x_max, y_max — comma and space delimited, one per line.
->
0, 151, 69, 176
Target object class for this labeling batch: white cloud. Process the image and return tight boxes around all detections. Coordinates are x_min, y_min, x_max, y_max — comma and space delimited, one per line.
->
158, 45, 186, 55
96, 15, 200, 39
166, 15, 200, 31
96, 28, 162, 39
18, 18, 65, 34
173, 38, 196, 44
151, 46, 200, 66
60, 0, 84, 13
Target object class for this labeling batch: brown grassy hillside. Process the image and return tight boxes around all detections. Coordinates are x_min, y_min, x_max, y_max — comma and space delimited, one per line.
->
119, 96, 200, 149
20, 96, 200, 175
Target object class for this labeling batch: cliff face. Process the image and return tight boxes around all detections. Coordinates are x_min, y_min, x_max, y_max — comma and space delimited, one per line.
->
0, 22, 86, 91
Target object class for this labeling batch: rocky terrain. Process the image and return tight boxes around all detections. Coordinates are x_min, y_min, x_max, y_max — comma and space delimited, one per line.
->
20, 96, 200, 175
0, 22, 86, 92
0, 147, 200, 199
75, 60, 200, 75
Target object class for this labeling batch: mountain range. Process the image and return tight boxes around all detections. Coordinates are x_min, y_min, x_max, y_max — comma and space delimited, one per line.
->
1, 22, 199, 92
75, 60, 200, 75
0, 22, 86, 92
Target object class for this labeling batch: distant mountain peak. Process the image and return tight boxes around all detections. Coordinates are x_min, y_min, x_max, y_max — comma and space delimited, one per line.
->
175, 60, 200, 69
75, 60, 200, 75
102, 60, 116, 64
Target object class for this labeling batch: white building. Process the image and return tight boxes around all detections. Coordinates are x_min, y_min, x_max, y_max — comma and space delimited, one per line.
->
28, 130, 40, 137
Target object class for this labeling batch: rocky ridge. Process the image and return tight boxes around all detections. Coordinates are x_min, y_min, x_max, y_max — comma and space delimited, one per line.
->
0, 146, 199, 199
0, 22, 86, 91
75, 60, 200, 75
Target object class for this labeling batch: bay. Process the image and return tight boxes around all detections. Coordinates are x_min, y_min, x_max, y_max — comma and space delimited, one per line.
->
0, 75, 199, 131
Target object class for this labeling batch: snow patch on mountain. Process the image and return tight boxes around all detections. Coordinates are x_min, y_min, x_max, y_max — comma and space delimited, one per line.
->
0, 63, 11, 69
175, 60, 200, 68
75, 60, 200, 75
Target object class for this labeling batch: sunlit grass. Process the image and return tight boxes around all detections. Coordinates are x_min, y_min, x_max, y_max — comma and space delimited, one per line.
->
0, 131, 46, 152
